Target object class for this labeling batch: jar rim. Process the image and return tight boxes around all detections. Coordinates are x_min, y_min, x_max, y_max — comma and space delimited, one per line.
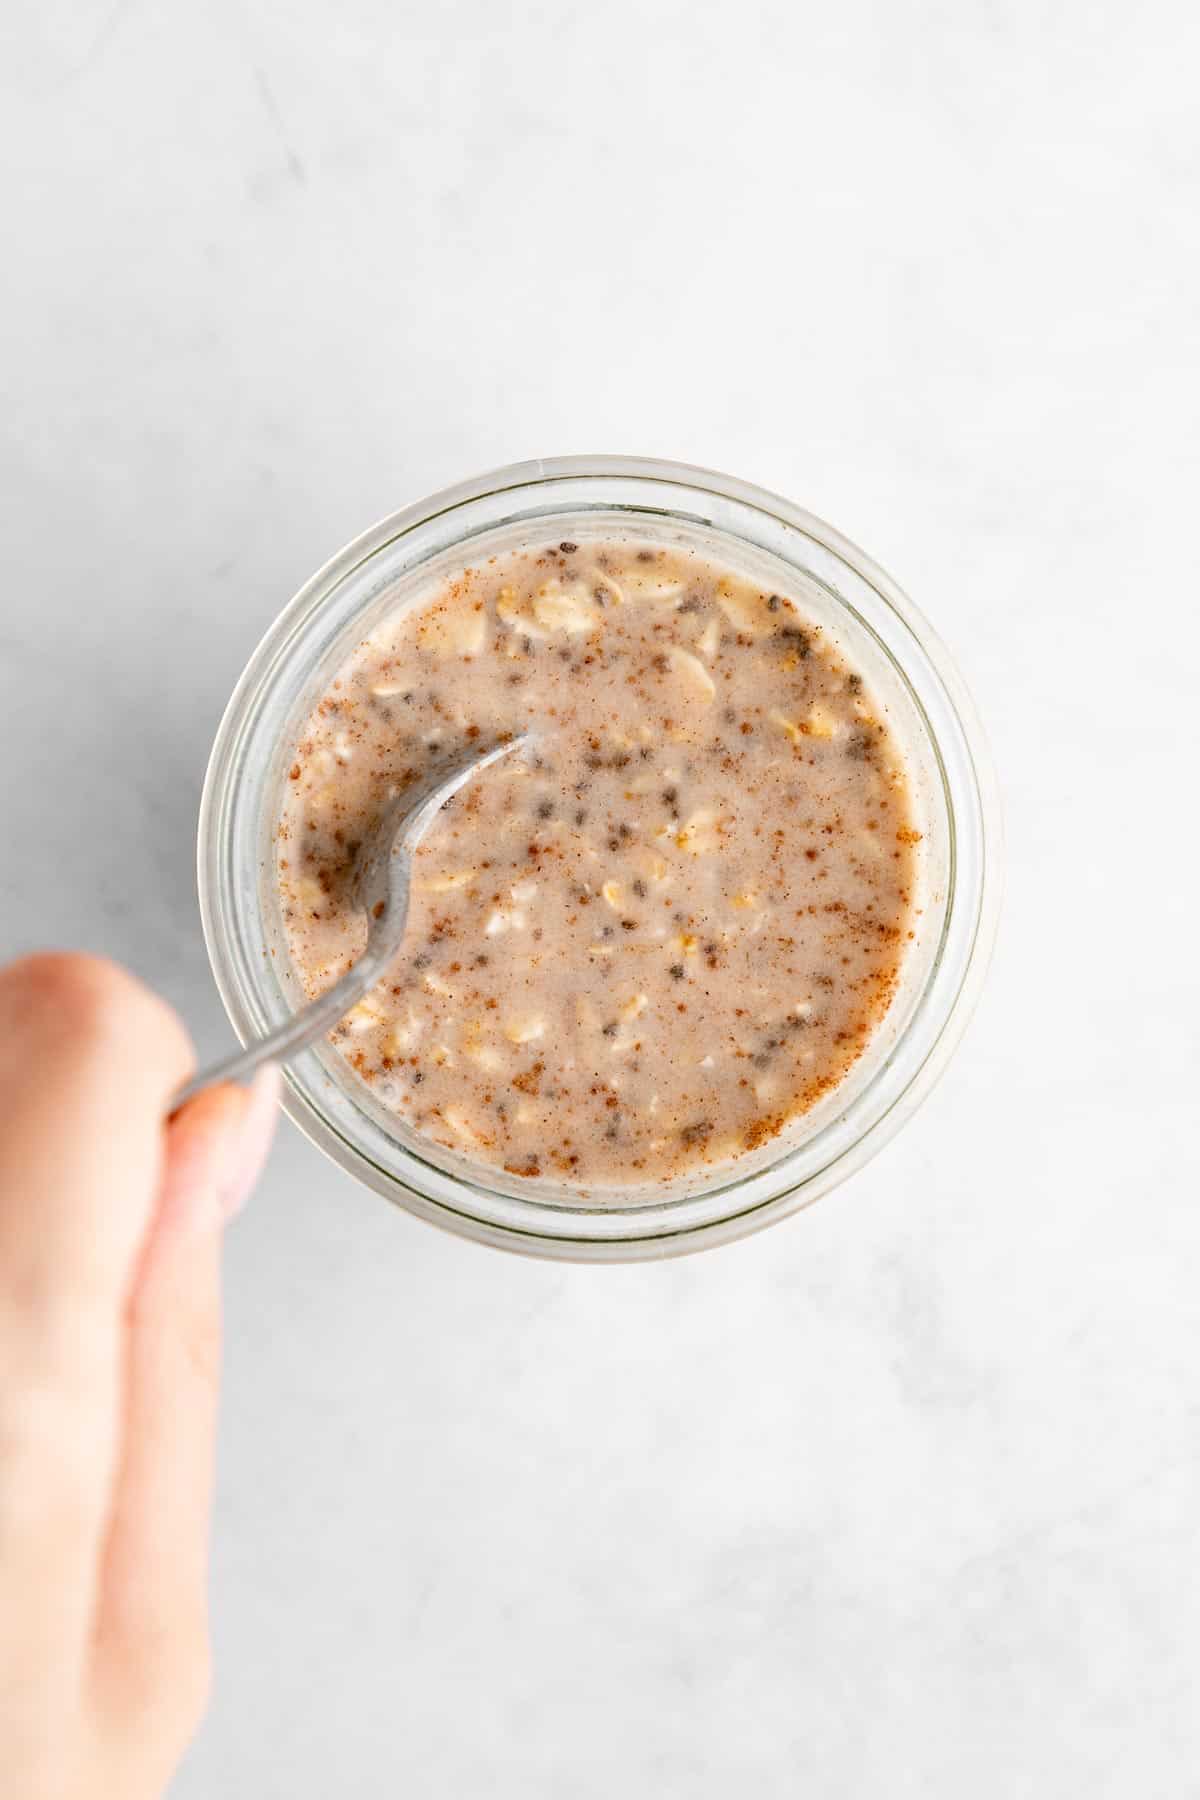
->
197, 456, 1001, 1261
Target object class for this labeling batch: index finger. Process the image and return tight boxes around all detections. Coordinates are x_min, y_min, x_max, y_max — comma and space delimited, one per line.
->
0, 954, 194, 1705
0, 954, 193, 1339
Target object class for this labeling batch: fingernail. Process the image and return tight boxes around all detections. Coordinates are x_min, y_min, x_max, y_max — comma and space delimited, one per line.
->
221, 1065, 281, 1220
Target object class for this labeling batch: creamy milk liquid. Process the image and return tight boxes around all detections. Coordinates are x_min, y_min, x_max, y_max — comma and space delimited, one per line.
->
275, 539, 919, 1188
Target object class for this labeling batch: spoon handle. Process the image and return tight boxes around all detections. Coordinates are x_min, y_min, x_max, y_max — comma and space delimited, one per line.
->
172, 927, 401, 1112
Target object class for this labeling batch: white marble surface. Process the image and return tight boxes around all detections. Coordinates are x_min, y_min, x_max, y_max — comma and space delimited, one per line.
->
3, 1, 1199, 1792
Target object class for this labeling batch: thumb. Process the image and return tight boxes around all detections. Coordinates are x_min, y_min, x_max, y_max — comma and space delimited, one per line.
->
90, 1069, 279, 1743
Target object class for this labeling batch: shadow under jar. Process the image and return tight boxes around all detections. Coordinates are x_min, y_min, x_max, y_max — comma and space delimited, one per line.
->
198, 457, 1000, 1261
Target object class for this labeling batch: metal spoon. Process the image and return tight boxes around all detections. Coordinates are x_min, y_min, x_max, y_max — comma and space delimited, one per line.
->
174, 734, 527, 1109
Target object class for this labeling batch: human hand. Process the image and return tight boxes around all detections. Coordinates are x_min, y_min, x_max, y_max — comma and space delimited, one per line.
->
0, 954, 278, 1800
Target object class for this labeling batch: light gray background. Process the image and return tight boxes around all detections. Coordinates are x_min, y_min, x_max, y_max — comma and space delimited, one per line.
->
3, 1, 1198, 1794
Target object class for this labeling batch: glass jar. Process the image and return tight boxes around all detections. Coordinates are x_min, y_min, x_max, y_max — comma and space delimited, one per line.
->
198, 456, 1000, 1260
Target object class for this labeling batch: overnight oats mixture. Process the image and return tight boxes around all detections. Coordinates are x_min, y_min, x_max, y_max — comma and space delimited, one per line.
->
274, 539, 920, 1189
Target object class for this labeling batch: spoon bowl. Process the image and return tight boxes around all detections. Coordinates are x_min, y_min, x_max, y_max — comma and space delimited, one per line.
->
174, 734, 527, 1109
